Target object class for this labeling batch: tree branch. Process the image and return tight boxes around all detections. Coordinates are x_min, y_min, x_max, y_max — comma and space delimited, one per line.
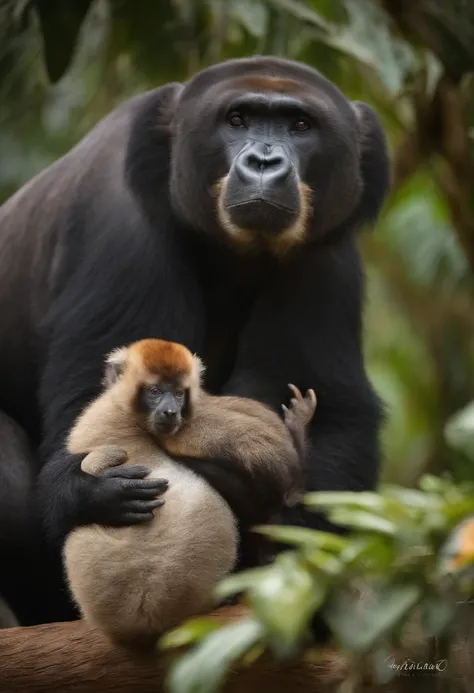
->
0, 606, 347, 693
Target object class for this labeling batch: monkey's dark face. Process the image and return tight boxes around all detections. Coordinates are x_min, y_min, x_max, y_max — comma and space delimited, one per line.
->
169, 57, 376, 255
138, 381, 187, 437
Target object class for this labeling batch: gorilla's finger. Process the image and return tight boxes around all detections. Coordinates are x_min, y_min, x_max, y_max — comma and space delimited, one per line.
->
117, 477, 169, 496
125, 486, 169, 500
122, 499, 165, 513
101, 465, 151, 480
113, 512, 156, 526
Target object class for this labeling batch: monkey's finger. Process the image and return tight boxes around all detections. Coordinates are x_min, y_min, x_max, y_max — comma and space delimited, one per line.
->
122, 499, 165, 513
288, 383, 302, 400
306, 389, 317, 407
281, 404, 289, 414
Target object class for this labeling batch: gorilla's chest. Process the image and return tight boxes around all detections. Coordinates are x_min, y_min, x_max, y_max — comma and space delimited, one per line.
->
197, 253, 272, 393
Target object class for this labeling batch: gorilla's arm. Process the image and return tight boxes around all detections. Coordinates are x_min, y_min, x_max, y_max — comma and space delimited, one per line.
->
36, 215, 205, 545
219, 235, 383, 532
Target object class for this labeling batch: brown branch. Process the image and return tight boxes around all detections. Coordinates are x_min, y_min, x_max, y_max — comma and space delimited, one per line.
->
0, 606, 347, 693
0, 604, 472, 692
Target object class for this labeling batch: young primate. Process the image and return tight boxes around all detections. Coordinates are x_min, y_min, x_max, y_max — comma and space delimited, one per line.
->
63, 339, 316, 644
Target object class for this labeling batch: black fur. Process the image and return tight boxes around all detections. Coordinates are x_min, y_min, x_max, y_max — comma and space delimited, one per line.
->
0, 56, 390, 624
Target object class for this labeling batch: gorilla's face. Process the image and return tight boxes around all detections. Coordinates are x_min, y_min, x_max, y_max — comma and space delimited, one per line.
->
170, 57, 386, 255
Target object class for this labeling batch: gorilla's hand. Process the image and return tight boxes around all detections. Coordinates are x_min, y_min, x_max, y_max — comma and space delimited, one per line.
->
177, 455, 283, 529
86, 464, 168, 525
37, 449, 168, 545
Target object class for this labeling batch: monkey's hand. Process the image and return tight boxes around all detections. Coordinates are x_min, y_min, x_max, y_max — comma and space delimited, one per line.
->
37, 448, 169, 545
282, 384, 317, 461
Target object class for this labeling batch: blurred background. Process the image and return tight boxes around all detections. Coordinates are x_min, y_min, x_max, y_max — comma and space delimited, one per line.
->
1, 0, 474, 487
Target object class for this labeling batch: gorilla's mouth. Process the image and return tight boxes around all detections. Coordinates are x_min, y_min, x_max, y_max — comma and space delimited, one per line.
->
225, 197, 298, 233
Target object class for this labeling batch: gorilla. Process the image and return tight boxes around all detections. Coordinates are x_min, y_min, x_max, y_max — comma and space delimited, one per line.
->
0, 56, 390, 625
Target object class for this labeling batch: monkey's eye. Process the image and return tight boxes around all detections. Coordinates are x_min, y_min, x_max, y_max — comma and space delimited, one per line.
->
148, 385, 161, 397
291, 118, 311, 132
227, 111, 245, 128
175, 389, 185, 398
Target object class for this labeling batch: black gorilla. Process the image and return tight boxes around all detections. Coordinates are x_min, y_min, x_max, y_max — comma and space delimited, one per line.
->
0, 56, 390, 625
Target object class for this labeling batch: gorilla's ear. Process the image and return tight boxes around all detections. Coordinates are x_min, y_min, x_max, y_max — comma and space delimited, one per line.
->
103, 347, 128, 388
351, 102, 391, 229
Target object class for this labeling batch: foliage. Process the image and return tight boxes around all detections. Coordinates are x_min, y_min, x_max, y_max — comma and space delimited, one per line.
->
162, 469, 474, 692
2, 0, 474, 689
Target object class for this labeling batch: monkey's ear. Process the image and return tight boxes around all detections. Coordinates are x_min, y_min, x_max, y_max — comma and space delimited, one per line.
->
187, 354, 206, 410
192, 354, 206, 381
351, 101, 391, 228
103, 347, 128, 387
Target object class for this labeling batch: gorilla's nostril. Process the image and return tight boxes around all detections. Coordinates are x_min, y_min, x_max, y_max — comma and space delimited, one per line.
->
246, 153, 264, 171
245, 151, 285, 173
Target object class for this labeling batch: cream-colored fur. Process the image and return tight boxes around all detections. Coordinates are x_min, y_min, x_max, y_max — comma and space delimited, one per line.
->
63, 389, 237, 644
63, 339, 315, 645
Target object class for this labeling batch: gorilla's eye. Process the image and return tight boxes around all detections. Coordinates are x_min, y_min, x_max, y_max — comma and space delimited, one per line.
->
228, 111, 245, 128
148, 385, 161, 397
292, 118, 311, 132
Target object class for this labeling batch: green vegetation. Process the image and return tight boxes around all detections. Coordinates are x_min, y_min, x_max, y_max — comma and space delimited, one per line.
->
162, 468, 474, 691
2, 1, 474, 689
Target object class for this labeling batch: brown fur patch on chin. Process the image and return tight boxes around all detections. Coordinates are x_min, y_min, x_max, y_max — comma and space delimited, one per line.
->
213, 177, 313, 257
267, 181, 312, 256
212, 178, 255, 252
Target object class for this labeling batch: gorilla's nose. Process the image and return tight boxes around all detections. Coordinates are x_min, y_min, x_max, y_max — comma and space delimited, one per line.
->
235, 143, 292, 188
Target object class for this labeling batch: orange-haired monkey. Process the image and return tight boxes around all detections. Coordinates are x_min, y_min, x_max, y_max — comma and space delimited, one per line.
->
63, 339, 316, 644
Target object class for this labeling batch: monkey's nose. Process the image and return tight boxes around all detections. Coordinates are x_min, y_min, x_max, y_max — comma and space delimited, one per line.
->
163, 410, 177, 419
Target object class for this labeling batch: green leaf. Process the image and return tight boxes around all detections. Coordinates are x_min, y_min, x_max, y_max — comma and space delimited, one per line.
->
319, 27, 378, 69
381, 485, 441, 510
303, 547, 344, 576
159, 617, 222, 650
267, 0, 330, 30
253, 524, 348, 551
419, 475, 452, 495
445, 401, 474, 459
340, 535, 395, 571
326, 509, 398, 536
215, 565, 271, 601
231, 0, 269, 38
342, 0, 416, 95
249, 552, 327, 658
241, 641, 265, 667
167, 617, 264, 693
304, 490, 395, 513
325, 583, 422, 652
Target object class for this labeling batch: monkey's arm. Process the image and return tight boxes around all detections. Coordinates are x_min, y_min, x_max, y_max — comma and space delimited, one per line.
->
163, 401, 304, 526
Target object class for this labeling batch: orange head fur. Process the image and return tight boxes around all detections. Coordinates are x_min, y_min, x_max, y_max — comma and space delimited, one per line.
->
104, 339, 205, 413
